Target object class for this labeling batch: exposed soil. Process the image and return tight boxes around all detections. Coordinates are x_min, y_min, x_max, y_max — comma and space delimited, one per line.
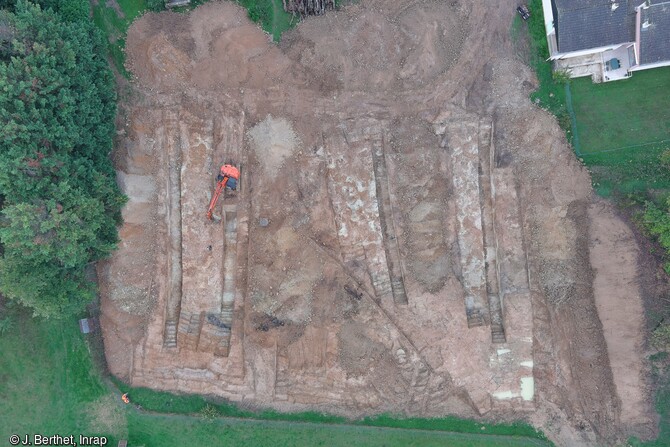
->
588, 198, 651, 436
99, 1, 658, 445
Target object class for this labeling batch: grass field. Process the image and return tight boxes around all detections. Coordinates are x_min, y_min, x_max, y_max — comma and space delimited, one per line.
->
568, 69, 670, 155
91, 0, 295, 77
0, 309, 114, 441
127, 414, 551, 447
116, 382, 546, 438
565, 69, 670, 196
0, 306, 552, 446
91, 0, 148, 77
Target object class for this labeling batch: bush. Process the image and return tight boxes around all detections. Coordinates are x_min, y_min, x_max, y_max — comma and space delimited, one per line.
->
0, 315, 13, 335
642, 201, 670, 274
652, 323, 670, 351
147, 0, 165, 12
53, 0, 89, 22
199, 404, 219, 422
552, 68, 572, 85
659, 149, 670, 169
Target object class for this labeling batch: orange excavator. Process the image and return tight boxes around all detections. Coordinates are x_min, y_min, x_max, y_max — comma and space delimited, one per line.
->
206, 164, 240, 220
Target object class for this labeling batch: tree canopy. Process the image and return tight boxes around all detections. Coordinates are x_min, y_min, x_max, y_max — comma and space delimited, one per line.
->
0, 1, 124, 318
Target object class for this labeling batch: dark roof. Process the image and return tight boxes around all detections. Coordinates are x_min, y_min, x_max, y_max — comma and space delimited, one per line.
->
553, 0, 636, 52
639, 2, 670, 64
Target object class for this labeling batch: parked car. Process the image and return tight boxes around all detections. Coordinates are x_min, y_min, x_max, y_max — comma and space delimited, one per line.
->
517, 5, 530, 20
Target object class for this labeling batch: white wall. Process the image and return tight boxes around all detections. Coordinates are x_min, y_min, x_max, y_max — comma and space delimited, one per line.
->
541, 0, 555, 35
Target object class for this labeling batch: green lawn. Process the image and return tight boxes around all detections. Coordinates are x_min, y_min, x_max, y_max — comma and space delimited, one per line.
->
219, 0, 295, 41
0, 310, 115, 441
128, 414, 552, 447
575, 144, 670, 197
269, 0, 295, 41
91, 0, 148, 77
0, 307, 551, 446
566, 68, 670, 196
565, 69, 670, 197
116, 382, 547, 439
569, 68, 670, 155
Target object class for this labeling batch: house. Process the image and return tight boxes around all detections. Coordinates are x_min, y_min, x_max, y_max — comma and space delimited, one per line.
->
542, 0, 670, 82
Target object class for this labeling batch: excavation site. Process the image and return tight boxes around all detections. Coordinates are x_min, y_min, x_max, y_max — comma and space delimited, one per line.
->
99, 1, 657, 444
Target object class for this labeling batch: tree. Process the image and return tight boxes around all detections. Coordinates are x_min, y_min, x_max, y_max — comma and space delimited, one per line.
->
0, 1, 124, 318
0, 0, 89, 21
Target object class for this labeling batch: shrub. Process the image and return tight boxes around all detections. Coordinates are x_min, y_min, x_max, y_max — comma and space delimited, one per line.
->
147, 0, 165, 12
642, 201, 670, 274
0, 315, 13, 335
659, 149, 670, 169
199, 404, 220, 422
552, 68, 572, 85
652, 323, 670, 351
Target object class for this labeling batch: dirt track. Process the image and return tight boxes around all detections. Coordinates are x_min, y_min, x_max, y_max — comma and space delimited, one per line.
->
99, 1, 657, 444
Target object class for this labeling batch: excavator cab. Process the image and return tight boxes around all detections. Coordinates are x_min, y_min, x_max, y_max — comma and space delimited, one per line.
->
226, 177, 237, 190
217, 164, 240, 187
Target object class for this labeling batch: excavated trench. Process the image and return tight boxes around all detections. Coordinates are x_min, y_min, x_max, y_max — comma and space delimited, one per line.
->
98, 1, 657, 445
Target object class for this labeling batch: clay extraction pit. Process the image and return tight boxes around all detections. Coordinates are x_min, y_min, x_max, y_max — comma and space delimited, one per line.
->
99, 1, 656, 444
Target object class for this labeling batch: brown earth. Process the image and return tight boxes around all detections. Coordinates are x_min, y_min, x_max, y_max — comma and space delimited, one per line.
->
99, 0, 658, 445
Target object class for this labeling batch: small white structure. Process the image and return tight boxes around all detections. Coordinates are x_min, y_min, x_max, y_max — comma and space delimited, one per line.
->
166, 0, 191, 8
78, 318, 96, 334
542, 0, 670, 82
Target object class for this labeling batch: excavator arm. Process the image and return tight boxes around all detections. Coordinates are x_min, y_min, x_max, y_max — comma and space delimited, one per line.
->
206, 176, 228, 220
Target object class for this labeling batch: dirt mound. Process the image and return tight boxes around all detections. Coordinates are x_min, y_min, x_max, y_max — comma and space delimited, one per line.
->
99, 1, 657, 445
247, 116, 300, 177
337, 321, 386, 377
281, 1, 469, 92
